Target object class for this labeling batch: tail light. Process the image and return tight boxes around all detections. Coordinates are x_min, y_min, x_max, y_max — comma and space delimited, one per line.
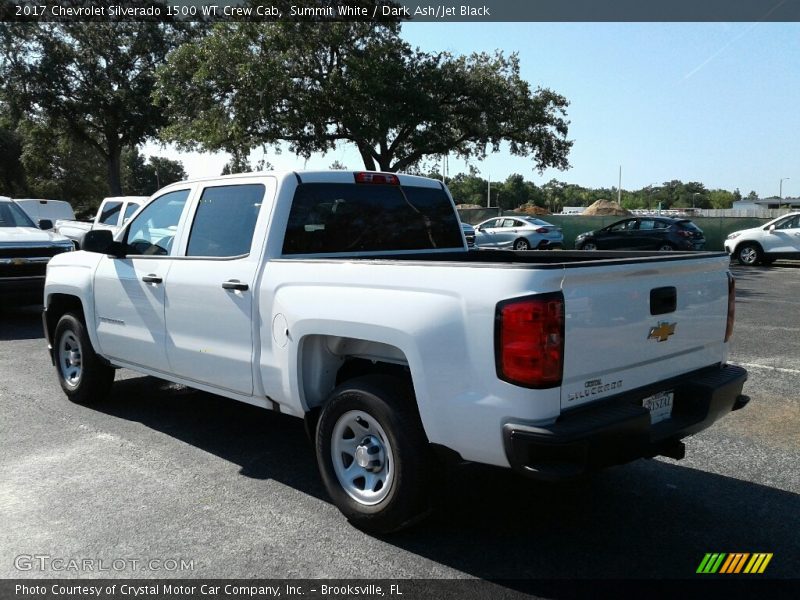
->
677, 230, 692, 238
354, 172, 400, 185
725, 272, 735, 342
535, 227, 549, 233
495, 292, 564, 388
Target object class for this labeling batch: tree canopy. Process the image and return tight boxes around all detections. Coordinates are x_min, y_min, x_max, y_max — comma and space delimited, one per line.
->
0, 18, 195, 194
156, 22, 572, 173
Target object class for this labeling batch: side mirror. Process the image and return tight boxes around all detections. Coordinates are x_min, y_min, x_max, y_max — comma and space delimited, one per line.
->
768, 224, 776, 233
38, 219, 53, 230
83, 229, 125, 257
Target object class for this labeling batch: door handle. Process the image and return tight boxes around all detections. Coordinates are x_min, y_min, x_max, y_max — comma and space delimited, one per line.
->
142, 274, 162, 284
222, 280, 249, 292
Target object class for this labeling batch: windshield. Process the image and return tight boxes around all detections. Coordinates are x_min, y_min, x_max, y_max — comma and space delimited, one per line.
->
0, 202, 37, 228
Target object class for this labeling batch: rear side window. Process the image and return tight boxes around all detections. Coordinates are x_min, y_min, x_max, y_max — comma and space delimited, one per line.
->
186, 184, 264, 257
282, 183, 462, 254
98, 202, 122, 225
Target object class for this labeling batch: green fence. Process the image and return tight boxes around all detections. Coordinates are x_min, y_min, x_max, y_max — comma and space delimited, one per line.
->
457, 209, 771, 251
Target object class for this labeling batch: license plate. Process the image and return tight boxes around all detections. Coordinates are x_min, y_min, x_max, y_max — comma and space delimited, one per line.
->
642, 390, 674, 424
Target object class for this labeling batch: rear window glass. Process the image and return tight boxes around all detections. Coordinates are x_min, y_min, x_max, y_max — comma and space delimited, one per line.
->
677, 221, 703, 232
282, 183, 462, 254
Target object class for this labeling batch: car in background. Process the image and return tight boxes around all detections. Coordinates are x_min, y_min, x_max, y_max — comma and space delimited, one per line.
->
460, 222, 476, 247
724, 212, 800, 266
0, 197, 73, 304
474, 216, 563, 250
575, 217, 705, 251
14, 199, 75, 229
55, 196, 147, 249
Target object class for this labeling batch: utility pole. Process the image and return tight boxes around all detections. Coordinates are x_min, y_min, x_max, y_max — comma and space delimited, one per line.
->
487, 175, 491, 208
780, 177, 790, 199
617, 165, 622, 205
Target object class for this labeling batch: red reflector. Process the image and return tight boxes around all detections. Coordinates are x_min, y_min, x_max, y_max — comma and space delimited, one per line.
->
496, 293, 564, 388
725, 272, 735, 342
354, 172, 400, 185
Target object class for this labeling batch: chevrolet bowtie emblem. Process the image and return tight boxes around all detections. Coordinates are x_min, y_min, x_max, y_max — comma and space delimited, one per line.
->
648, 322, 676, 342
12, 257, 28, 266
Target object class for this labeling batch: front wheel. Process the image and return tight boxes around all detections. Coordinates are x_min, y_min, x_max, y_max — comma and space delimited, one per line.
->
579, 241, 597, 250
316, 375, 433, 533
736, 243, 762, 266
54, 313, 114, 404
513, 238, 531, 251
657, 243, 674, 251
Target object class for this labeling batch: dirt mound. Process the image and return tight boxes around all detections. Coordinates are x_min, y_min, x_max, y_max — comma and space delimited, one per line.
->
513, 204, 551, 215
582, 199, 631, 216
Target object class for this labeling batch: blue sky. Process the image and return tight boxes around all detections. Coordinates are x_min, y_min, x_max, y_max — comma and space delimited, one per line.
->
144, 22, 800, 197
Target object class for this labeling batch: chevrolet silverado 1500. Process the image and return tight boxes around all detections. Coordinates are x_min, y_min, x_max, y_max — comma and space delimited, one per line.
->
42, 171, 748, 532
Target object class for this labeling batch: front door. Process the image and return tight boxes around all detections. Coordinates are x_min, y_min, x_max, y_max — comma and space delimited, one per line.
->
93, 189, 192, 371
762, 214, 800, 255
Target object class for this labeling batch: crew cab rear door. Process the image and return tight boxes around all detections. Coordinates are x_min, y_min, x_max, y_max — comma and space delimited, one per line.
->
559, 254, 731, 410
163, 178, 275, 396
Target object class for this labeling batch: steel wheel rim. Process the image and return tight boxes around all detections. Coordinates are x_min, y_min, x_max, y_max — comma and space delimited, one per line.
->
331, 410, 394, 506
58, 330, 83, 389
740, 247, 758, 265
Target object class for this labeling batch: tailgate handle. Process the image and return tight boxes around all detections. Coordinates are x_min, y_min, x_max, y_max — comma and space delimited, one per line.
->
650, 286, 676, 315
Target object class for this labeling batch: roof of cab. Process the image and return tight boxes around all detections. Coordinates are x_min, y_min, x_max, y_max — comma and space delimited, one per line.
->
158, 170, 445, 190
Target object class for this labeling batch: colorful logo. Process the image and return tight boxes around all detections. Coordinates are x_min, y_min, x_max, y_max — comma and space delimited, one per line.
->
696, 553, 773, 574
647, 321, 676, 342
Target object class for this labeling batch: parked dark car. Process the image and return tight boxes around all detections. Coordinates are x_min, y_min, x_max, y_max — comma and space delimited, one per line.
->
574, 217, 705, 251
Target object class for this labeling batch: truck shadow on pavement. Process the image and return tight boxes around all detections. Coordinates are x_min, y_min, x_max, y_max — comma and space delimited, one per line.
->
0, 304, 44, 341
93, 375, 800, 584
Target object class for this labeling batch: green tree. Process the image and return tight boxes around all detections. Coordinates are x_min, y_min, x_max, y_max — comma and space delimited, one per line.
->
157, 22, 572, 173
0, 18, 195, 195
17, 119, 109, 209
121, 147, 186, 196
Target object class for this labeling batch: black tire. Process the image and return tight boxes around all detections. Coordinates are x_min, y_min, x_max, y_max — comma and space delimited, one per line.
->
736, 243, 762, 266
53, 312, 114, 404
315, 375, 433, 534
513, 238, 531, 251
578, 241, 597, 250
657, 243, 674, 251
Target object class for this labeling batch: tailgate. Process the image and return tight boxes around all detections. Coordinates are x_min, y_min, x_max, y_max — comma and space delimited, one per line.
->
560, 254, 731, 409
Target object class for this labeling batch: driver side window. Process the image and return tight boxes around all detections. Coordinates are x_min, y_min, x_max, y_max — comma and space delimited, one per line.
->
124, 190, 190, 256
775, 215, 800, 230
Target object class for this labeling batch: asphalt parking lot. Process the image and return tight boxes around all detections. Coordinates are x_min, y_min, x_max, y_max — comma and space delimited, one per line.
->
0, 262, 797, 587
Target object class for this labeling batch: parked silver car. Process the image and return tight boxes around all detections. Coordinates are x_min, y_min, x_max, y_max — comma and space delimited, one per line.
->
474, 216, 563, 250
460, 222, 476, 247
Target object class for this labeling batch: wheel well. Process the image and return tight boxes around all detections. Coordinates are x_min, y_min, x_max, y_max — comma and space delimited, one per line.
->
299, 335, 414, 413
44, 294, 85, 342
735, 240, 763, 253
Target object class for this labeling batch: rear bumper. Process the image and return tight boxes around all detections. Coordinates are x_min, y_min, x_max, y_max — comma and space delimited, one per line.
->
503, 364, 748, 480
537, 240, 564, 249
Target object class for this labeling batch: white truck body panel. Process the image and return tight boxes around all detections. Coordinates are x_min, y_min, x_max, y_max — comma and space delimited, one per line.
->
44, 171, 740, 470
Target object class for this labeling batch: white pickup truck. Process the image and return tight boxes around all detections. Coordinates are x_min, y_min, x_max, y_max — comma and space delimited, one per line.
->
43, 171, 748, 532
54, 196, 147, 249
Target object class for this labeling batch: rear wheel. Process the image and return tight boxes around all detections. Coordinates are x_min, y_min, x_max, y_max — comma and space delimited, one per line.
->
579, 241, 597, 250
657, 243, 674, 251
736, 243, 762, 266
316, 375, 433, 533
54, 313, 114, 404
513, 238, 531, 251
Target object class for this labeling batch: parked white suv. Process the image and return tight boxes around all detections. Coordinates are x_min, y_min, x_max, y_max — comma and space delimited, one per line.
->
724, 212, 800, 266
